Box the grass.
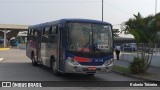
[112,65,131,73]
[112,65,158,81]
[113,65,152,76]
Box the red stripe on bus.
[73,56,88,62]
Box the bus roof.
[62,18,111,25]
[28,18,112,29]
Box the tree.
[112,29,120,37]
[122,13,160,74]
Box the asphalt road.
[0,49,158,90]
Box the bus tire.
[31,53,37,66]
[50,57,60,76]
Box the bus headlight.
[68,57,79,65]
[103,59,113,66]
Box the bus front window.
[68,23,91,52]
[68,23,112,53]
[93,24,112,52]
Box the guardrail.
[119,43,160,67]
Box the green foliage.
[113,65,130,73]
[125,13,156,43]
[121,12,160,74]
[124,12,160,43]
[112,29,120,37]
[129,57,146,74]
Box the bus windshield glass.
[68,23,112,53]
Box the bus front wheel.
[50,58,60,76]
[31,53,37,66]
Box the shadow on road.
[0,61,106,81]
[38,64,106,81]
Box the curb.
[113,70,157,81]
[0,48,10,50]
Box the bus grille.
[79,62,103,66]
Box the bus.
[26,19,114,76]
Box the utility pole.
[102,0,103,21]
[155,0,157,15]
[3,29,6,48]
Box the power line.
[104,1,132,15]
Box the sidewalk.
[0,48,9,62]
[114,59,160,81]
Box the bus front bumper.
[64,59,113,74]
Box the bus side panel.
[26,35,31,59]
[26,36,37,60]
[40,32,59,67]
[41,43,49,66]
[26,43,31,59]
[40,43,57,67]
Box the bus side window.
[45,27,50,34]
[43,28,45,35]
[41,26,58,43]
[49,27,52,34]
[27,29,31,41]
[33,29,38,36]
[30,29,32,35]
[27,29,30,35]
[42,27,49,43]
[32,29,35,36]
[31,29,34,36]
[29,29,37,41]
[51,26,58,34]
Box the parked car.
[121,43,137,52]
[0,39,4,44]
[10,39,19,46]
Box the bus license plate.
[88,67,96,71]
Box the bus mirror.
[56,26,58,30]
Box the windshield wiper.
[80,31,91,52]
[80,41,90,52]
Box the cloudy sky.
[0,0,159,26]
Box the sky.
[0,0,159,33]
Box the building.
[0,24,28,47]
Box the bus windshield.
[68,23,112,53]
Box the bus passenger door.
[37,31,42,63]
[41,28,49,66]
[58,26,67,72]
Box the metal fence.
[121,43,160,55]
